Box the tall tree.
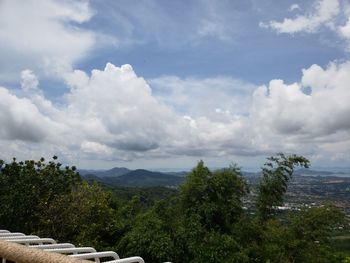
[180,161,249,232]
[178,161,250,262]
[0,157,80,233]
[38,181,116,250]
[257,153,309,221]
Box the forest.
[0,154,349,263]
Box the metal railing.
[0,230,145,263]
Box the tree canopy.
[257,153,309,221]
[0,154,347,262]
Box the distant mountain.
[79,167,131,178]
[98,167,132,177]
[80,166,350,188]
[78,169,102,177]
[81,168,184,187]
[294,168,348,177]
[241,169,349,178]
[164,171,188,177]
[82,173,101,181]
[111,169,184,187]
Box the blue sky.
[0,0,350,171]
[80,0,347,84]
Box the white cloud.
[63,63,180,153]
[195,1,239,42]
[1,61,350,167]
[0,0,95,82]
[0,63,257,164]
[339,18,350,39]
[149,76,257,121]
[263,0,340,34]
[20,70,39,91]
[261,0,350,51]
[81,141,114,156]
[197,19,232,41]
[251,60,350,143]
[289,4,301,12]
[0,87,56,142]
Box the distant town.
[80,167,350,216]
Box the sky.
[1,0,350,171]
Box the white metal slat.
[31,243,75,249]
[104,257,145,263]
[70,251,120,263]
[0,235,39,240]
[6,238,57,245]
[0,230,171,263]
[0,233,25,237]
[44,247,97,254]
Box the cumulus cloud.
[251,61,350,143]
[20,70,39,91]
[0,0,95,82]
[0,87,55,142]
[0,63,257,164]
[1,61,350,167]
[62,64,256,159]
[63,63,180,153]
[262,0,340,34]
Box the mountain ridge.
[80,167,350,188]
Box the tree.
[1,155,346,262]
[117,200,179,263]
[285,205,345,263]
[257,153,309,221]
[178,161,250,262]
[0,157,80,233]
[38,181,116,250]
[180,161,249,233]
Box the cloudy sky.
[1,0,350,171]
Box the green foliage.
[257,153,309,221]
[0,157,80,233]
[111,186,177,207]
[0,154,346,262]
[180,161,248,233]
[254,206,345,263]
[175,161,253,262]
[284,206,345,263]
[38,181,116,250]
[117,201,179,263]
[187,230,249,263]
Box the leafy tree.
[0,157,80,233]
[0,155,346,263]
[257,153,309,221]
[178,161,251,262]
[179,213,250,263]
[180,161,249,233]
[188,230,249,263]
[117,200,179,263]
[38,181,116,250]
[285,205,345,263]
